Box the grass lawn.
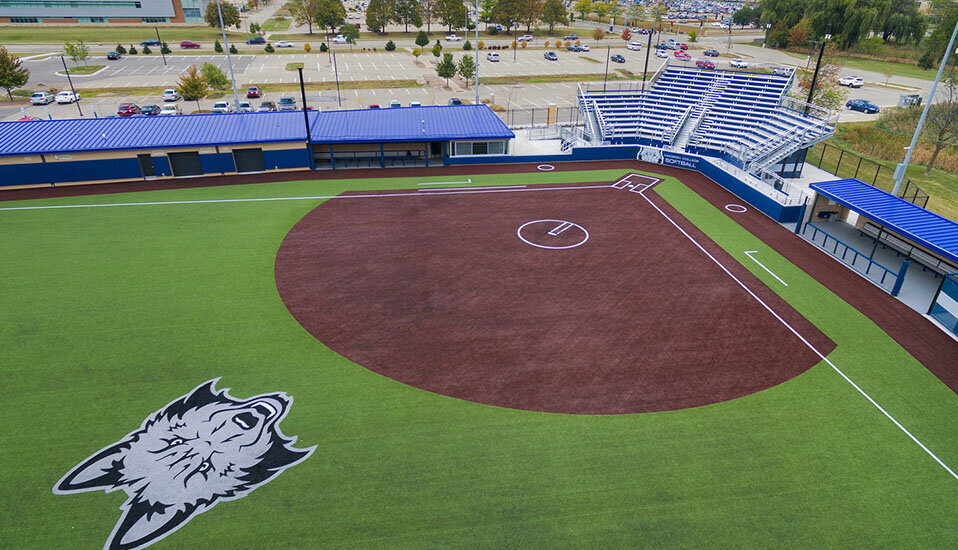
[783,50,935,81]
[0,25,246,44]
[262,18,292,32]
[58,64,105,75]
[1,169,956,548]
[284,62,304,71]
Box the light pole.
[642,30,652,92]
[805,33,830,114]
[763,23,771,48]
[59,55,83,117]
[216,0,241,110]
[154,26,167,66]
[297,67,314,170]
[332,48,342,107]
[603,45,610,91]
[893,21,958,195]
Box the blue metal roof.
[0,111,313,156]
[308,104,514,143]
[811,178,958,265]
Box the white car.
[158,104,181,116]
[332,35,346,44]
[655,49,668,59]
[580,44,590,52]
[55,91,80,104]
[445,34,462,41]
[238,100,253,112]
[29,91,54,105]
[839,76,864,88]
[518,34,533,42]
[275,41,295,48]
[486,52,500,62]
[729,58,748,69]
[210,100,233,114]
[161,88,180,102]
[627,42,642,51]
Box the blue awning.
[810,178,958,265]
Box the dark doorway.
[233,148,266,173]
[137,154,156,178]
[430,142,442,158]
[167,152,203,177]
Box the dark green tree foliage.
[204,1,242,29]
[365,0,394,32]
[315,0,347,33]
[394,0,423,32]
[129,45,138,54]
[758,0,927,50]
[320,42,329,52]
[436,0,467,31]
[342,24,360,49]
[214,39,223,52]
[416,30,430,47]
[385,40,397,50]
[264,42,275,52]
[160,42,171,54]
[922,2,958,66]
[540,0,568,33]
[436,52,457,84]
[458,54,475,80]
[732,6,754,28]
[432,42,443,56]
[229,44,238,54]
[115,44,127,54]
[178,64,208,111]
[143,45,152,54]
[0,46,30,100]
[493,0,522,31]
[201,61,230,89]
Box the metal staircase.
[670,75,730,149]
[576,85,604,144]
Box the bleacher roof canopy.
[811,178,958,265]
[0,105,513,156]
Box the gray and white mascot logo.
[637,147,664,165]
[53,379,315,550]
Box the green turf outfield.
[1,170,957,549]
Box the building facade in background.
[0,0,211,24]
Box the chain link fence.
[495,106,581,129]
[806,142,929,208]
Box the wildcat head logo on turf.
[53,379,315,550]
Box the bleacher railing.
[662,106,692,145]
[780,97,838,126]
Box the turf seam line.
[0,184,613,211]
[636,179,958,481]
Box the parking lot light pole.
[297,67,315,170]
[643,30,652,92]
[475,1,479,105]
[216,0,241,110]
[155,26,167,66]
[805,33,830,114]
[332,49,342,107]
[603,46,610,91]
[59,55,83,117]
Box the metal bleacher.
[577,62,837,174]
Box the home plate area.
[275,177,833,414]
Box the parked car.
[389,99,401,108]
[257,100,277,112]
[18,116,42,121]
[159,104,181,115]
[55,91,80,104]
[564,33,578,41]
[518,34,533,42]
[409,101,421,107]
[448,97,462,105]
[679,44,690,50]
[486,52,500,62]
[695,59,716,69]
[445,34,462,41]
[847,99,880,113]
[117,103,140,116]
[211,100,233,113]
[704,49,720,57]
[246,86,262,98]
[580,44,590,52]
[675,52,691,61]
[139,39,161,46]
[369,104,380,108]
[610,54,626,63]
[139,104,160,115]
[237,100,253,112]
[29,91,53,105]
[773,67,791,76]
[729,58,748,68]
[332,34,346,44]
[544,51,558,61]
[275,40,294,48]
[567,44,582,52]
[627,42,642,51]
[106,51,121,60]
[839,76,865,88]
[179,41,200,49]
[277,96,297,111]
[161,88,180,102]
[655,49,669,59]
[247,36,266,45]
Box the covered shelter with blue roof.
[0,105,514,188]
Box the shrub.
[621,29,630,41]
[489,27,499,35]
[532,28,543,38]
[412,47,421,57]
[477,40,484,49]
[918,51,934,70]
[575,40,580,46]
[511,40,517,49]
[432,43,442,57]
[544,40,550,47]
[592,28,605,41]
[385,40,396,51]
[565,41,571,47]
[415,30,430,47]
[142,45,152,54]
[214,40,223,53]
[129,45,137,55]
[160,42,171,54]
[229,44,238,54]
[688,30,698,43]
[463,40,471,50]
[304,43,311,53]
[320,42,328,52]
[264,43,275,53]
[115,44,126,54]
[521,41,527,48]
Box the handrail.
[662,105,692,145]
[803,222,898,287]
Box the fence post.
[836,149,844,174]
[794,201,808,234]
[819,143,827,167]
[854,157,862,179]
[873,164,880,185]
[891,259,910,296]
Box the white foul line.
[0,184,613,212]
[636,184,958,481]
[744,250,789,286]
[419,185,525,192]
[417,179,473,186]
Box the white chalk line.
[0,184,613,212]
[419,185,525,192]
[548,221,573,236]
[636,184,958,481]
[417,179,473,186]
[744,250,789,287]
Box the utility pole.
[155,26,167,66]
[642,29,652,92]
[59,55,82,117]
[332,48,342,107]
[603,46,610,91]
[297,67,315,170]
[893,20,958,195]
[216,0,241,110]
[474,0,479,105]
[805,33,830,114]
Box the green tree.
[250,22,261,34]
[458,54,475,82]
[922,1,958,65]
[214,39,223,52]
[385,39,397,50]
[607,1,621,19]
[649,2,667,32]
[732,6,754,28]
[422,0,437,32]
[204,1,242,29]
[790,55,848,110]
[142,45,153,54]
[394,0,423,32]
[594,1,608,19]
[342,24,360,49]
[626,3,644,27]
[573,0,591,20]
[64,40,90,66]
[0,46,30,101]
[291,0,320,34]
[687,30,697,43]
[115,44,127,54]
[201,62,230,89]
[229,44,238,54]
[592,27,604,42]
[178,64,209,112]
[415,30,430,47]
[129,45,137,55]
[160,41,171,54]
[540,0,568,33]
[492,0,522,31]
[315,0,347,35]
[436,52,457,85]
[432,42,443,56]
[437,0,466,31]
[365,0,394,32]
[264,42,275,52]
[520,0,542,31]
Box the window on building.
[0,1,143,8]
[9,16,40,23]
[142,17,167,22]
[182,8,201,17]
[451,141,508,156]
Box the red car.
[117,103,141,116]
[179,41,200,49]
[18,116,42,121]
[675,52,691,61]
[679,44,689,50]
[695,59,716,69]
[246,86,261,99]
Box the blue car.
[846,99,880,114]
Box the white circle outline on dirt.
[725,204,748,213]
[517,219,589,250]
[536,164,555,171]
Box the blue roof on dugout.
[811,178,958,265]
[0,105,512,156]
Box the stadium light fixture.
[59,55,82,117]
[215,0,241,112]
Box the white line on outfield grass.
[0,184,613,211]
[637,183,958,481]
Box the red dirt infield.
[274,180,835,414]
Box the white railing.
[780,96,839,125]
[662,106,693,145]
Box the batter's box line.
[612,173,663,191]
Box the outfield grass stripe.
[0,184,613,211]
[638,185,958,481]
